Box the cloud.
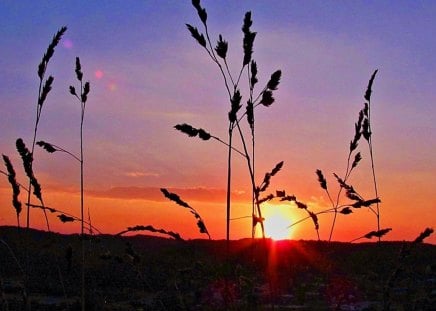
[124,171,160,178]
[86,186,249,203]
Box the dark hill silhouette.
[0,226,434,310]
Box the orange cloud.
[86,186,249,203]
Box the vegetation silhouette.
[0,0,434,310]
[181,0,283,246]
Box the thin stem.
[26,203,102,234]
[328,208,338,242]
[79,80,86,311]
[248,64,256,239]
[235,122,265,239]
[230,215,252,221]
[226,127,233,249]
[210,136,245,157]
[26,85,42,229]
[46,143,81,162]
[235,66,245,89]
[223,59,235,87]
[251,129,256,239]
[87,206,93,235]
[41,199,50,232]
[202,24,232,97]
[287,208,335,229]
[329,146,355,242]
[367,98,381,241]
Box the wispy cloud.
[124,171,160,178]
[86,186,248,203]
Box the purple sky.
[0,1,434,242]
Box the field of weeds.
[1,226,435,310]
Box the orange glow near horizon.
[0,185,435,244]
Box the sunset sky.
[0,1,434,243]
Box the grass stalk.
[69,56,90,311]
[184,2,282,245]
[366,97,380,239]
[363,70,380,240]
[235,122,265,239]
[25,26,67,229]
[226,128,233,245]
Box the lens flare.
[108,82,117,92]
[94,70,104,79]
[63,39,73,49]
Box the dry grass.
[0,2,434,310]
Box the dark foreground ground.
[0,226,434,310]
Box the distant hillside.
[0,226,434,310]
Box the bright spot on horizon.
[95,70,104,79]
[263,206,292,240]
[63,39,73,49]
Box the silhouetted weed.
[180,0,283,246]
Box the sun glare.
[263,206,292,240]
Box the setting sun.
[262,206,293,240]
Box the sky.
[0,0,434,243]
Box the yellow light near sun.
[262,204,293,240]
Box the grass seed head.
[75,57,83,81]
[260,90,274,106]
[413,227,434,244]
[36,141,57,153]
[242,11,256,65]
[280,195,296,202]
[198,128,211,140]
[308,211,319,230]
[364,69,378,101]
[69,86,77,97]
[246,100,254,130]
[267,70,282,91]
[316,169,327,190]
[118,225,183,240]
[364,227,391,239]
[38,76,54,108]
[215,34,228,59]
[192,0,207,24]
[175,123,198,137]
[161,188,191,208]
[340,207,353,215]
[362,118,371,141]
[58,214,75,223]
[16,138,43,202]
[296,201,307,210]
[81,82,90,103]
[250,60,258,87]
[38,26,67,79]
[2,154,22,217]
[229,90,242,123]
[258,193,274,204]
[276,190,286,197]
[351,152,362,170]
[186,24,206,48]
[271,161,284,176]
[363,102,369,117]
